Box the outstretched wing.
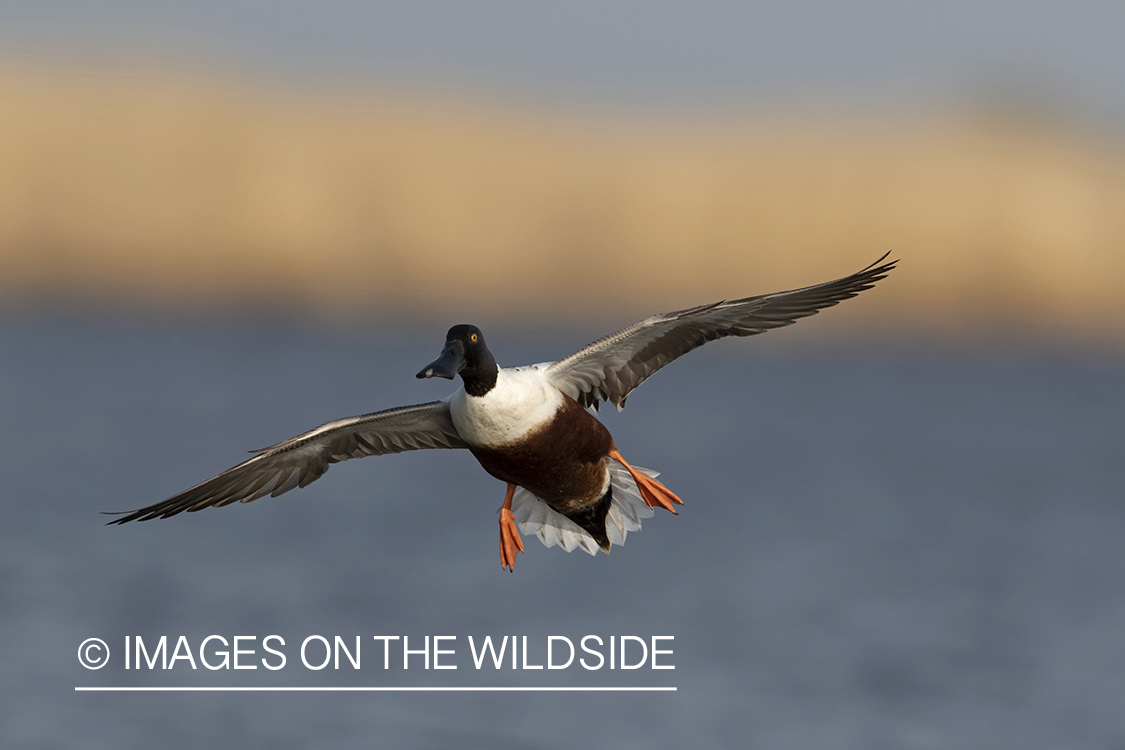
[108,400,467,523]
[546,254,896,410]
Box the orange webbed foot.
[608,448,684,514]
[498,483,525,571]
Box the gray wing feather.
[108,400,467,523]
[546,254,896,410]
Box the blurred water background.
[2,2,1125,748]
[3,315,1124,747]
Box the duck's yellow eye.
[470,333,478,343]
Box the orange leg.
[498,483,525,572]
[608,448,684,514]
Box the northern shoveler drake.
[110,255,896,570]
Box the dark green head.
[416,324,498,396]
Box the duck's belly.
[467,396,614,512]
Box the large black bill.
[416,340,466,380]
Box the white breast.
[449,365,564,448]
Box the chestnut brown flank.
[468,394,612,515]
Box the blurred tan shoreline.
[2,61,1123,343]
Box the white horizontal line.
[75,686,676,693]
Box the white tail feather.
[510,462,658,556]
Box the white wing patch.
[510,462,658,556]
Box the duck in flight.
[110,255,896,570]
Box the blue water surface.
[1,312,1123,749]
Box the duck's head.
[416,324,498,395]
